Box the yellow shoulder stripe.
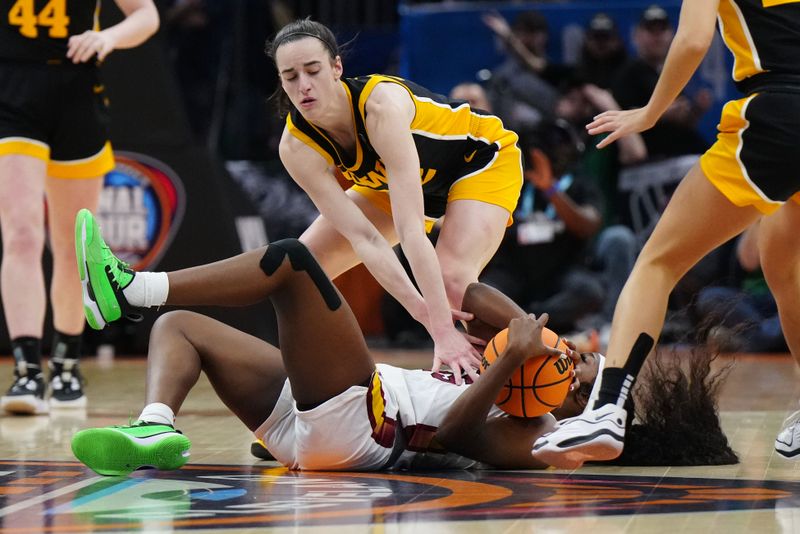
[285,114,335,166]
[358,75,417,123]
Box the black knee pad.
[259,239,341,311]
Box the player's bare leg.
[0,154,48,414]
[436,199,509,308]
[45,175,102,407]
[299,188,398,279]
[532,164,760,468]
[761,201,800,457]
[74,234,377,474]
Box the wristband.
[543,184,558,200]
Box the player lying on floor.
[71,211,737,474]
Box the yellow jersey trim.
[357,75,512,153]
[718,0,764,81]
[286,114,335,166]
[305,81,364,171]
[358,74,417,122]
[48,141,114,179]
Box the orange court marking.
[0,471,513,533]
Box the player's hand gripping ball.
[480,327,573,417]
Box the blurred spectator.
[556,76,648,226]
[574,13,627,89]
[480,120,636,335]
[611,5,710,160]
[606,5,713,247]
[693,221,787,353]
[449,82,492,112]
[482,10,570,132]
[164,0,230,143]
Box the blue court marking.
[189,489,247,501]
[45,478,145,515]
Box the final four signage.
[99,152,186,270]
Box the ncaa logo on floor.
[99,152,186,270]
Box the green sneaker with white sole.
[72,421,191,476]
[75,208,139,329]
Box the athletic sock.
[594,368,634,408]
[11,337,42,378]
[122,272,169,308]
[593,333,654,409]
[138,402,175,426]
[50,330,82,375]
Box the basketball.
[480,327,573,417]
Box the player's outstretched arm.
[280,130,430,326]
[587,0,719,149]
[367,83,482,383]
[68,0,159,63]
[437,314,564,469]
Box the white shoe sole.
[2,395,49,415]
[533,433,624,469]
[50,395,88,409]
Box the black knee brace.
[259,239,342,311]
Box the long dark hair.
[611,347,738,466]
[265,18,341,118]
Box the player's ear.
[333,55,343,79]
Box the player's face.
[574,352,600,386]
[275,38,343,118]
[551,352,601,420]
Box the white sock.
[138,402,175,426]
[122,271,169,308]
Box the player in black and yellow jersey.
[266,19,523,382]
[0,0,159,414]
[531,0,800,468]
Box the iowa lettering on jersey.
[340,159,439,190]
[7,0,70,38]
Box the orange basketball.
[480,327,573,417]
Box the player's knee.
[151,310,198,340]
[259,239,341,311]
[761,255,799,295]
[1,223,45,259]
[260,238,313,273]
[636,246,687,285]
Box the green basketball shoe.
[75,208,140,330]
[72,421,191,476]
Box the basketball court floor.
[0,349,799,533]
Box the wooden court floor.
[0,349,799,533]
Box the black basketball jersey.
[718,0,800,81]
[1,0,102,62]
[286,74,517,216]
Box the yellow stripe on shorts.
[0,137,50,161]
[48,142,115,179]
